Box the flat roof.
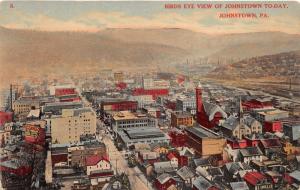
[185,125,220,139]
[172,111,192,118]
[258,109,288,116]
[118,127,170,144]
[112,111,147,121]
[125,127,165,139]
[44,101,83,107]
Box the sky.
[0,1,300,34]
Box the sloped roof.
[230,182,249,190]
[194,158,210,167]
[27,109,40,118]
[260,138,281,148]
[243,116,258,127]
[86,155,109,166]
[203,102,227,121]
[179,147,194,157]
[157,173,173,184]
[225,162,243,175]
[154,161,176,174]
[240,147,263,157]
[193,175,216,190]
[289,170,300,181]
[176,166,195,180]
[167,152,178,160]
[222,116,240,131]
[243,172,266,186]
[140,151,158,160]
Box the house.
[178,147,194,167]
[265,171,283,189]
[176,166,196,187]
[85,155,111,175]
[243,172,272,190]
[150,143,169,155]
[223,162,253,182]
[193,157,211,169]
[206,167,224,181]
[0,158,32,176]
[227,138,248,149]
[258,138,282,159]
[229,182,249,190]
[195,87,227,129]
[288,170,300,189]
[168,128,187,147]
[244,134,261,147]
[167,152,179,168]
[283,122,300,142]
[138,150,159,165]
[192,175,220,190]
[153,161,177,176]
[155,173,176,190]
[239,147,263,164]
[282,141,300,157]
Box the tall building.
[49,108,96,144]
[13,99,40,115]
[0,89,16,111]
[176,97,196,114]
[185,125,226,157]
[114,72,124,82]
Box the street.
[101,128,151,190]
[81,86,151,190]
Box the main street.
[79,88,151,190]
[99,120,151,190]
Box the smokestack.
[196,87,203,114]
[10,84,13,111]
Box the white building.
[111,111,157,131]
[143,78,170,89]
[48,107,96,144]
[86,155,111,175]
[176,96,196,114]
[129,95,154,108]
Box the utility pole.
[116,159,118,175]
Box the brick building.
[171,111,193,128]
[185,125,226,158]
[195,87,227,129]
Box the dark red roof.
[260,138,281,148]
[86,155,109,166]
[167,152,178,160]
[244,172,266,186]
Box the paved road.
[102,133,150,190]
[79,89,151,190]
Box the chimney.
[195,87,203,113]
